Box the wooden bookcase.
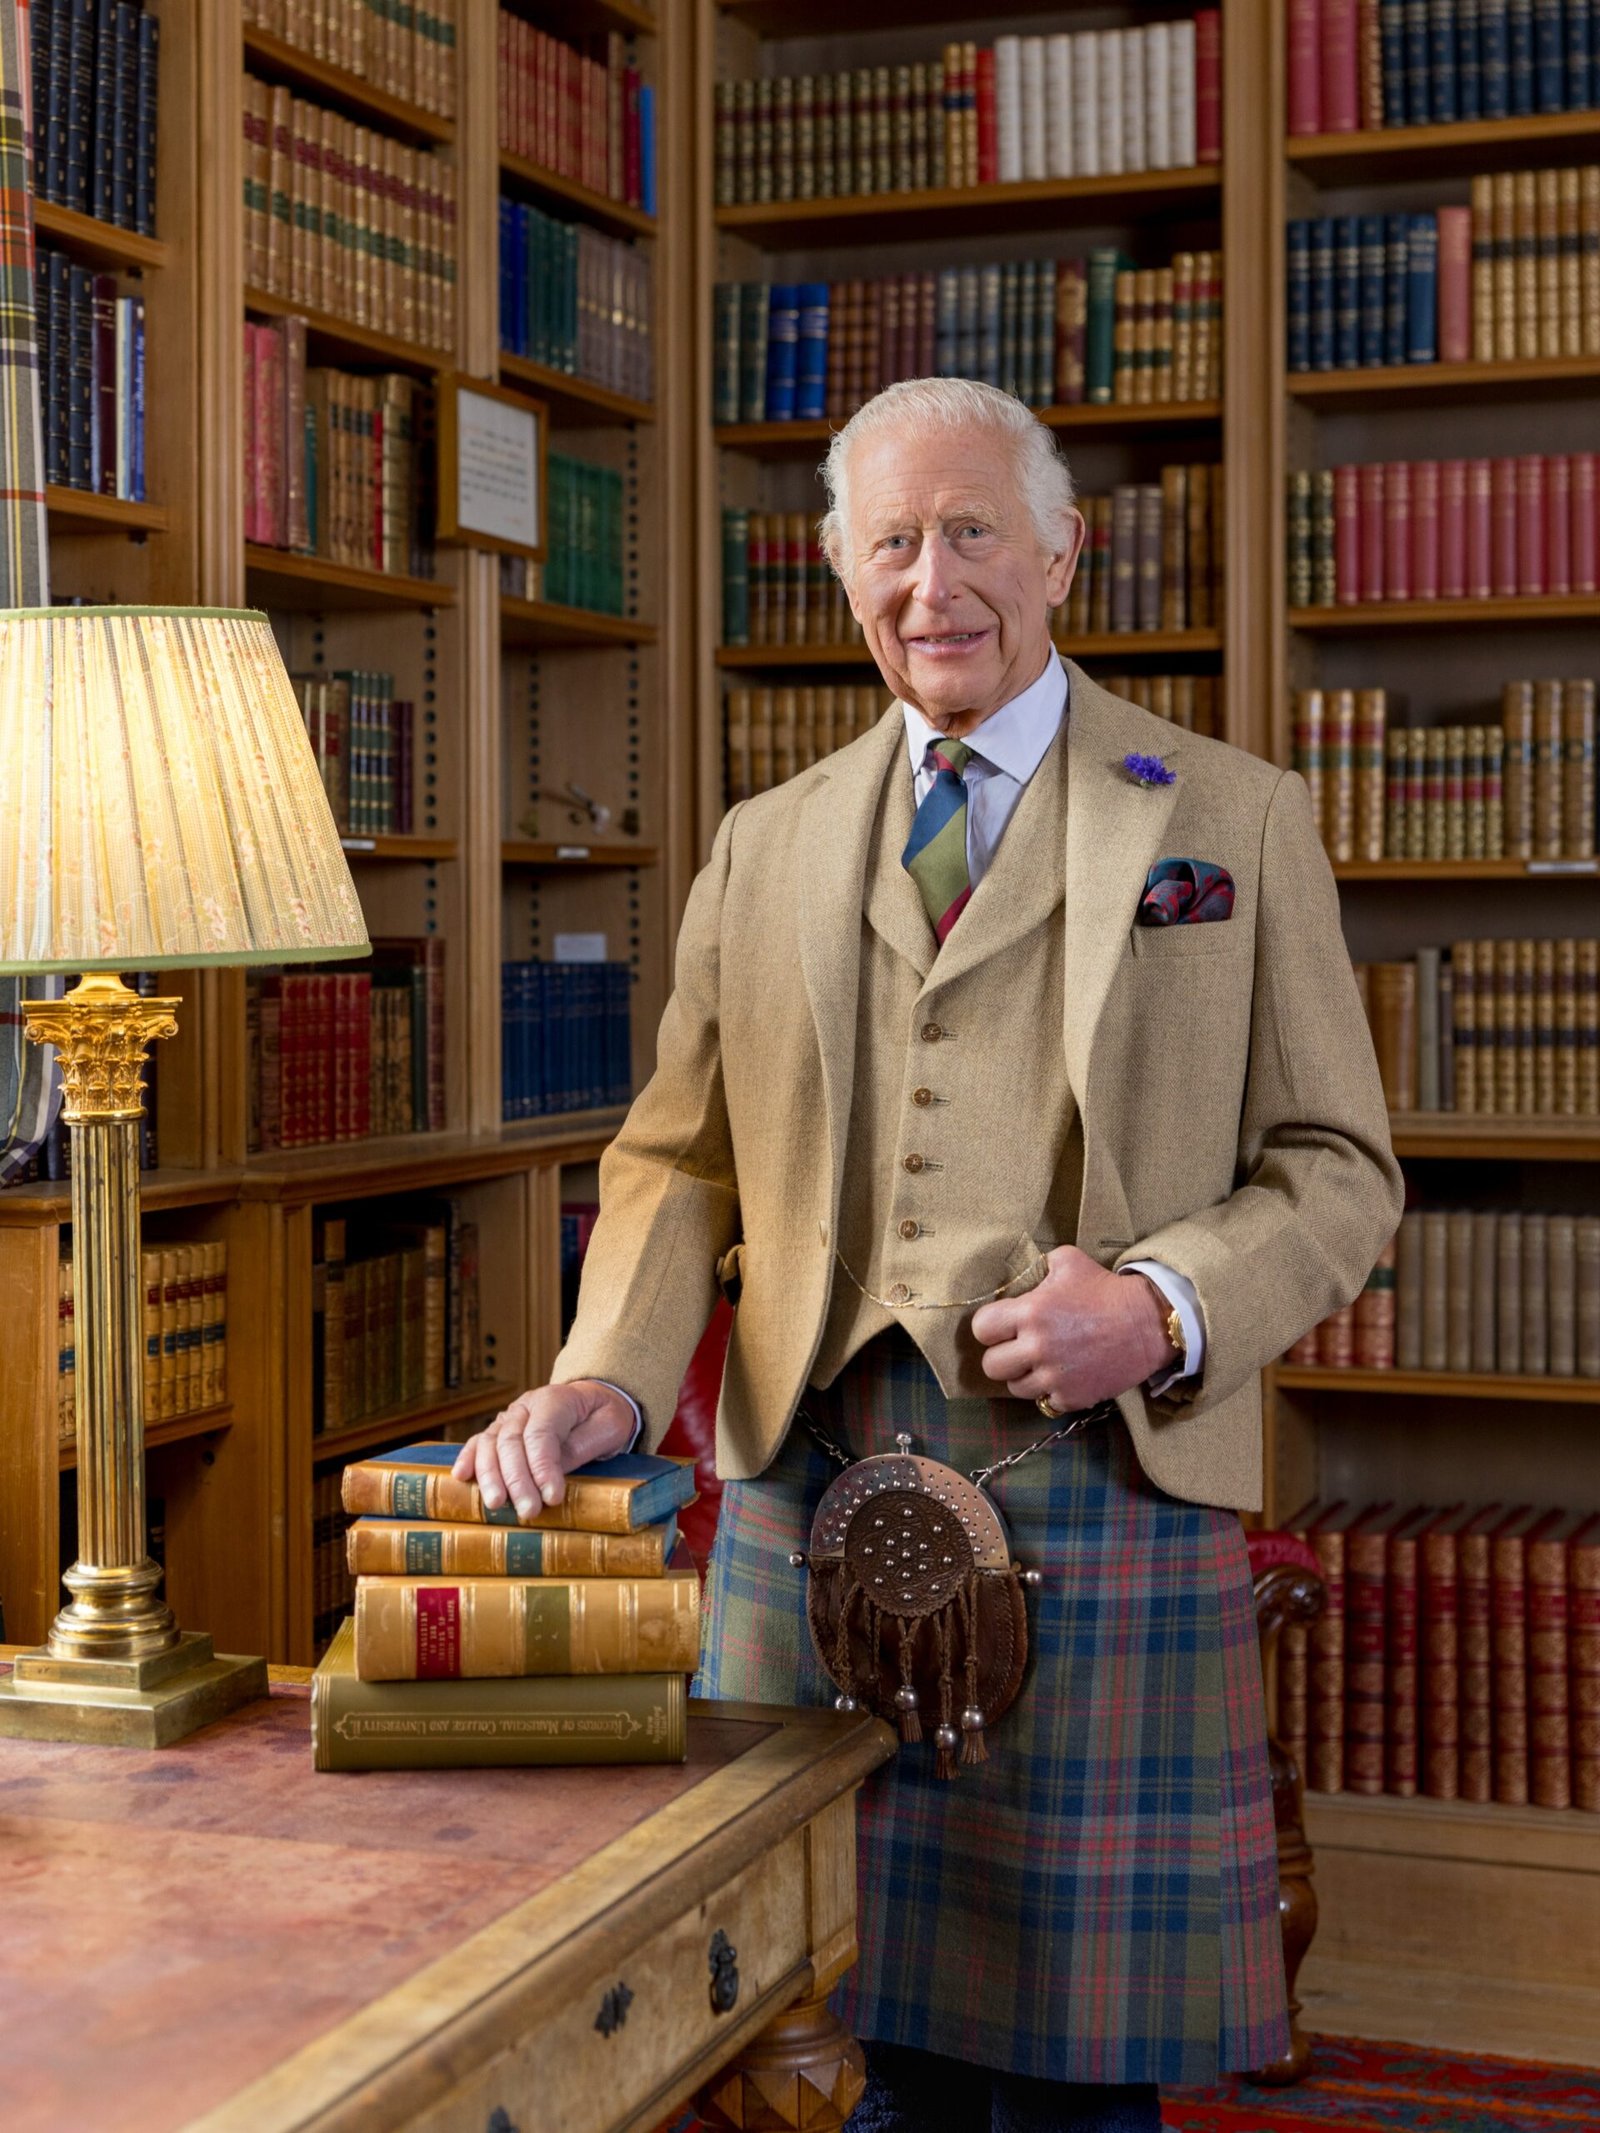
[0,0,694,1671]
[1259,5,1600,2064]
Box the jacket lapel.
[863,732,936,979]
[797,706,907,1187]
[1059,661,1185,1103]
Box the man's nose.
[909,531,956,607]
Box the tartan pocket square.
[1136,857,1236,926]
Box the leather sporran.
[798,1433,1032,1780]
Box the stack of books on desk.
[311,1442,700,1772]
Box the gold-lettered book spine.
[345,1519,673,1577]
[311,1622,688,1770]
[341,1458,641,1533]
[353,1571,704,1681]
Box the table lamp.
[0,607,369,1746]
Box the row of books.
[29,0,158,235]
[312,1466,360,1658]
[1355,939,1600,1114]
[1290,680,1598,863]
[244,317,435,580]
[312,1445,700,1768]
[242,0,457,119]
[1287,0,1600,134]
[1277,1496,1600,1812]
[33,249,144,501]
[313,1204,482,1438]
[713,16,1220,208]
[57,1242,229,1445]
[496,14,656,216]
[724,686,894,803]
[500,960,634,1122]
[721,509,858,653]
[1288,171,1600,373]
[289,668,415,840]
[712,250,1222,427]
[497,199,652,405]
[1099,672,1222,737]
[1288,455,1600,608]
[241,77,458,353]
[1293,1208,1600,1375]
[559,1201,599,1337]
[247,941,446,1152]
[1062,469,1225,639]
[538,453,626,618]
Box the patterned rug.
[1159,2035,1600,2132]
[665,2035,1599,2133]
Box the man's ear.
[1044,508,1088,609]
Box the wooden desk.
[0,1660,894,2133]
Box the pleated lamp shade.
[0,607,369,973]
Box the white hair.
[818,377,1078,583]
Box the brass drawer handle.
[708,1927,740,2015]
[594,1981,634,2038]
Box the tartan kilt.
[693,1330,1290,2088]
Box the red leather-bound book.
[1287,0,1323,135]
[1344,1501,1402,1795]
[1383,459,1411,601]
[1436,206,1473,363]
[1545,454,1572,595]
[1490,456,1519,596]
[1526,1507,1589,1810]
[1319,0,1360,132]
[1357,460,1385,602]
[1465,458,1493,597]
[1421,1503,1483,1799]
[1334,464,1360,603]
[279,972,308,1150]
[1489,1504,1543,1806]
[1194,10,1222,162]
[1439,459,1467,599]
[1515,453,1546,593]
[1572,454,1597,594]
[1410,459,1440,601]
[331,974,351,1143]
[1458,1502,1504,1801]
[1386,1505,1448,1796]
[313,970,335,1146]
[1297,1498,1362,1792]
[1570,1512,1600,1812]
[917,270,937,379]
[975,46,997,185]
[350,972,373,1141]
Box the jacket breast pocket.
[1129,919,1251,961]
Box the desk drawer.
[413,1828,813,2133]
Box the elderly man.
[455,379,1402,2133]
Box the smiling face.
[840,422,1085,737]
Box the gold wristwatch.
[1162,1301,1187,1369]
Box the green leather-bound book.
[340,1443,697,1532]
[311,1620,687,1771]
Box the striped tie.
[902,739,975,944]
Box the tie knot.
[930,739,974,781]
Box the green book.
[311,1620,687,1771]
[1085,248,1126,404]
[722,507,750,646]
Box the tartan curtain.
[0,0,64,1183]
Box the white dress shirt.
[612,654,1203,1444]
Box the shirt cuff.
[598,1382,644,1451]
[1118,1261,1205,1397]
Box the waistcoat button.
[920,1022,944,1043]
[898,1218,920,1240]
[902,1153,924,1173]
[911,1086,933,1107]
[887,1282,911,1305]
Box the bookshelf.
[0,0,693,1674]
[1265,0,1600,2058]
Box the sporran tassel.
[933,1604,960,1778]
[960,1578,988,1765]
[894,1618,923,1743]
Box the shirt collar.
[900,650,1069,784]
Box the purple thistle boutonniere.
[1123,751,1176,787]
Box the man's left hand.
[970,1247,1178,1410]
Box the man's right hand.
[451,1380,638,1518]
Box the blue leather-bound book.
[1308,218,1335,372]
[1286,221,1310,372]
[1359,214,1386,365]
[1508,0,1535,112]
[1403,0,1432,120]
[796,281,829,420]
[110,0,138,231]
[1457,0,1483,118]
[1533,0,1565,107]
[1429,0,1459,118]
[1406,212,1438,363]
[764,284,800,420]
[1478,0,1511,116]
[64,0,94,214]
[1380,0,1408,123]
[1567,0,1594,107]
[1334,214,1362,368]
[88,0,114,223]
[1383,212,1409,366]
[133,7,158,235]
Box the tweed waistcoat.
[808,713,1085,1402]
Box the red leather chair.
[657,1301,732,1569]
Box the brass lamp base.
[0,1633,268,1748]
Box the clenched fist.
[969,1246,1179,1412]
[451,1380,637,1518]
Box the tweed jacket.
[552,662,1405,1510]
